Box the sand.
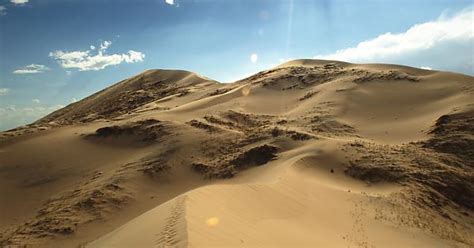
[0,59,473,247]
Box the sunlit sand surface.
[1,59,473,247]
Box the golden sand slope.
[1,59,473,247]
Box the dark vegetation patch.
[237,64,350,90]
[207,87,233,96]
[191,163,234,179]
[86,119,167,144]
[136,157,172,177]
[299,91,318,101]
[310,116,356,136]
[203,110,318,141]
[422,109,474,161]
[345,161,407,183]
[281,83,299,91]
[0,172,129,246]
[176,89,190,97]
[204,111,272,132]
[223,110,262,127]
[343,141,473,211]
[204,115,236,128]
[191,144,279,179]
[119,148,178,178]
[231,145,278,169]
[353,70,419,83]
[187,119,220,133]
[271,127,315,141]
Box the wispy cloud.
[0,88,10,96]
[49,40,145,71]
[32,98,40,103]
[13,64,50,74]
[0,6,6,15]
[100,40,112,50]
[314,7,474,75]
[10,0,28,5]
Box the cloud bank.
[0,104,64,131]
[10,0,28,5]
[315,7,474,75]
[49,41,145,71]
[13,64,50,74]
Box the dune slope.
[1,59,473,247]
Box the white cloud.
[165,0,174,5]
[32,99,40,103]
[99,40,112,51]
[49,40,145,71]
[420,66,432,70]
[0,104,65,131]
[314,7,474,75]
[90,45,95,50]
[0,6,6,15]
[10,0,28,5]
[0,88,10,96]
[13,64,50,74]
[250,53,258,63]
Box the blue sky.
[0,0,473,130]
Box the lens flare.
[206,217,219,227]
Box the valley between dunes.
[1,59,473,247]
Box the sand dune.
[1,59,473,247]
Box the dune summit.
[0,59,473,247]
